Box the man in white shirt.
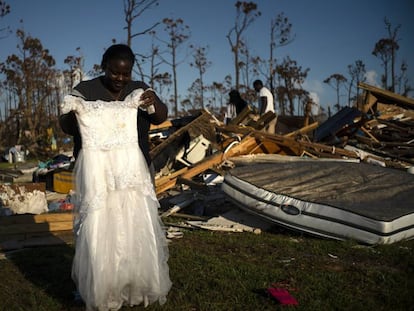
[253,79,276,134]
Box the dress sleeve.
[60,95,82,114]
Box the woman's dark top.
[59,77,168,165]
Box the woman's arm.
[59,111,79,135]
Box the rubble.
[152,83,414,198]
[151,83,414,240]
[1,83,413,250]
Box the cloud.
[365,70,379,86]
[303,79,324,94]
[308,92,321,115]
[303,79,330,111]
[308,92,320,106]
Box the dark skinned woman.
[60,44,171,310]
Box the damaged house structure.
[1,83,414,249]
[150,82,414,245]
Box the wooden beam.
[155,167,188,187]
[284,122,319,137]
[150,120,173,131]
[362,92,378,113]
[229,105,253,125]
[360,126,380,143]
[156,179,177,195]
[358,82,414,110]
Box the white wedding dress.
[61,89,171,311]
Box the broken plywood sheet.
[359,82,414,112]
[187,208,273,233]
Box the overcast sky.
[1,0,413,112]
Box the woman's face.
[104,58,133,92]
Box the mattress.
[221,159,414,245]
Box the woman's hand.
[140,89,157,112]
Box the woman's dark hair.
[101,44,136,70]
[229,89,241,100]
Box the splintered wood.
[152,83,414,195]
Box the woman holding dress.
[59,44,172,310]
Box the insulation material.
[0,185,48,215]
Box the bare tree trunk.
[172,48,178,117]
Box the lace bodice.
[61,89,144,150]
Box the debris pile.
[151,82,414,198]
[1,83,413,249]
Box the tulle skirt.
[71,148,171,310]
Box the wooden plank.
[246,111,276,130]
[150,120,173,130]
[180,136,259,180]
[155,167,188,187]
[229,105,253,125]
[220,124,358,158]
[362,93,378,113]
[156,179,177,195]
[360,126,380,143]
[284,122,319,137]
[150,110,220,172]
[155,136,261,194]
[180,153,224,180]
[155,119,359,195]
[359,82,414,110]
[150,110,217,159]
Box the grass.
[0,162,16,169]
[0,227,413,311]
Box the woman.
[224,89,248,125]
[60,44,171,310]
[59,44,167,167]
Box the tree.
[0,29,57,150]
[227,1,260,89]
[396,60,412,96]
[275,56,309,115]
[122,0,160,80]
[269,13,294,92]
[158,18,190,117]
[87,64,103,79]
[152,71,172,102]
[63,47,84,90]
[372,18,400,92]
[183,79,203,112]
[0,0,11,39]
[209,81,226,112]
[323,73,347,112]
[347,60,366,107]
[237,41,251,92]
[189,45,211,109]
[137,30,166,90]
[123,0,159,46]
